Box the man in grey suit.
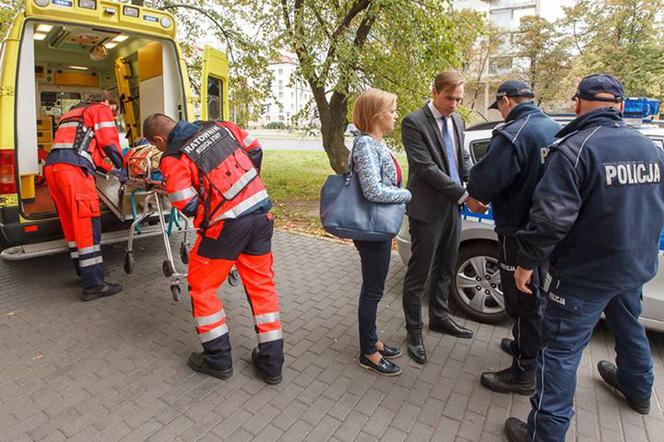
[401,70,483,364]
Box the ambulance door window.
[470,139,490,163]
[207,76,223,121]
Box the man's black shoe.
[80,282,122,302]
[406,333,427,364]
[501,338,514,356]
[429,317,473,339]
[378,344,402,359]
[480,367,535,395]
[358,354,401,376]
[598,360,650,414]
[252,349,282,385]
[504,417,528,442]
[188,352,233,380]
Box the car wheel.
[451,241,507,324]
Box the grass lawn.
[262,150,408,237]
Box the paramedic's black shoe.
[188,352,233,380]
[481,367,535,395]
[501,338,514,356]
[598,360,650,414]
[80,282,123,302]
[252,349,282,385]
[504,417,528,442]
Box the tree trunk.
[312,87,350,174]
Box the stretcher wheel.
[124,251,135,274]
[228,268,240,287]
[180,242,189,264]
[171,284,182,302]
[163,260,175,277]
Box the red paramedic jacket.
[160,120,269,239]
[46,102,125,174]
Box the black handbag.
[319,139,406,241]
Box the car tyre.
[451,241,508,324]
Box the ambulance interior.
[16,20,188,219]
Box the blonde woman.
[351,88,411,376]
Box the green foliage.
[146,0,272,124]
[513,16,574,110]
[257,0,484,171]
[266,121,287,129]
[0,0,21,40]
[563,0,664,99]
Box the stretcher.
[113,145,240,301]
[120,176,192,301]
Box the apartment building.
[253,54,313,129]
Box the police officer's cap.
[488,80,535,110]
[573,74,625,103]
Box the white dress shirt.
[427,101,467,204]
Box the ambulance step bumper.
[0,225,180,261]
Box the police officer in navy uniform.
[504,74,664,442]
[466,80,561,395]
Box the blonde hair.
[352,88,397,133]
[434,69,464,92]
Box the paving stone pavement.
[1,230,664,442]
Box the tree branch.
[160,4,236,62]
[319,0,373,80]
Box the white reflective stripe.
[214,190,269,222]
[52,143,75,149]
[58,122,80,129]
[543,273,553,293]
[78,245,101,255]
[94,121,116,131]
[195,310,226,328]
[79,256,103,268]
[222,168,257,200]
[79,150,94,165]
[257,329,283,344]
[169,187,197,202]
[243,134,256,146]
[199,322,229,343]
[70,252,79,259]
[254,312,280,326]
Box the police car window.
[470,140,491,162]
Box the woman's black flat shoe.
[378,344,402,359]
[358,354,401,376]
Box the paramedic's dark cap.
[488,80,535,110]
[573,74,624,103]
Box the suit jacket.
[401,103,471,223]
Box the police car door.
[200,46,229,122]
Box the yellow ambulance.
[0,0,228,258]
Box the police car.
[396,99,664,332]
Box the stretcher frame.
[122,177,192,301]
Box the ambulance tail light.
[0,150,17,194]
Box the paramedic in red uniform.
[45,91,125,301]
[142,113,284,384]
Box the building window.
[278,68,283,75]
